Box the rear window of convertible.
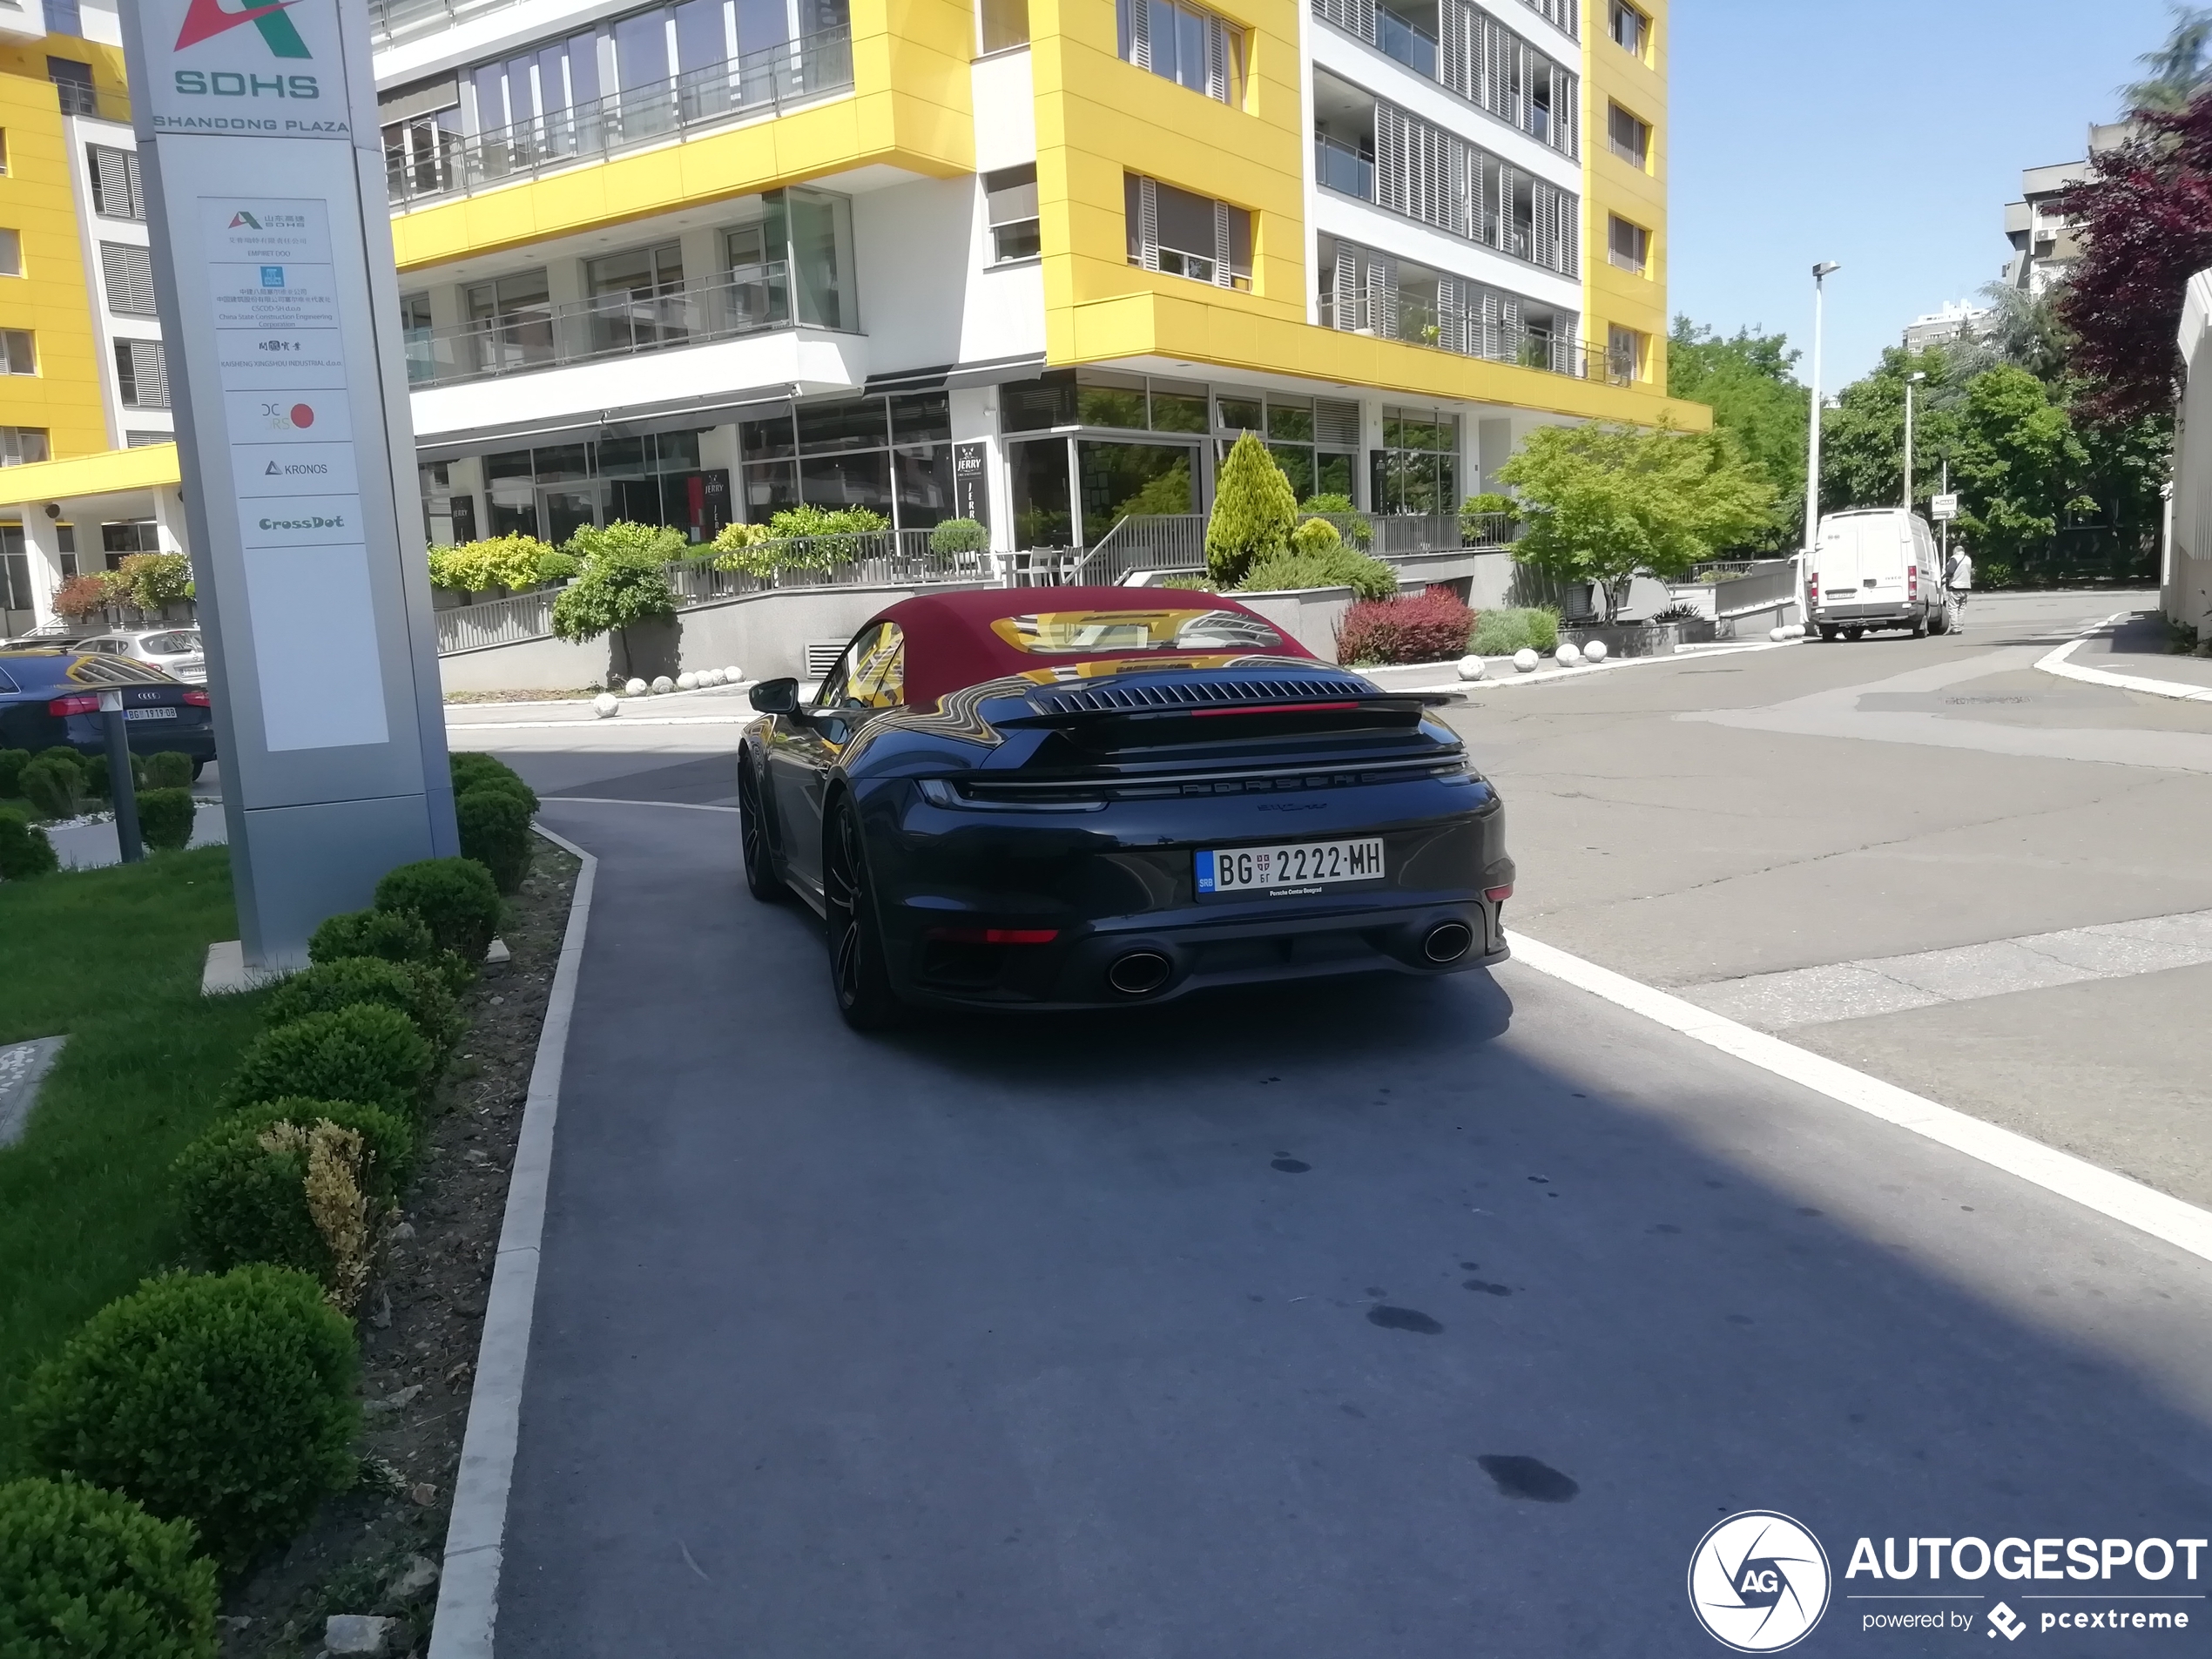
[988,609,1285,656]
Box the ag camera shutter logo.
[1688,1511,1831,1652]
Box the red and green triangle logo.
[174,0,311,60]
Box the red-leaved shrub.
[1335,586,1476,665]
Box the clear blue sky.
[1669,0,2173,389]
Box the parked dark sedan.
[0,649,218,775]
[738,588,1514,1027]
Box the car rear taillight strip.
[47,693,100,716]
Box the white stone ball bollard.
[1554,642,1582,667]
[702,668,725,686]
[1784,623,1806,639]
[1513,648,1541,674]
[676,671,698,691]
[651,675,676,694]
[1581,638,1608,664]
[624,678,649,697]
[725,665,744,683]
[1769,625,1790,642]
[592,693,621,718]
[1456,655,1487,682]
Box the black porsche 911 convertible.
[738,586,1514,1027]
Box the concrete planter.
[1560,620,1683,658]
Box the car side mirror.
[749,677,799,715]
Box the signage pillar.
[121,0,457,972]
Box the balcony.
[1315,134,1375,201]
[1318,292,1631,384]
[385,28,854,207]
[1312,0,1574,158]
[1374,9,1438,78]
[405,264,792,388]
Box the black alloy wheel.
[738,759,784,903]
[824,797,901,1029]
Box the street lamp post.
[1904,371,1926,510]
[1802,262,1842,619]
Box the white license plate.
[1197,838,1386,895]
[123,706,178,720]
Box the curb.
[2036,618,2212,704]
[1504,928,2212,1268]
[1375,636,1795,696]
[428,825,597,1659]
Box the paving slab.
[0,1035,67,1147]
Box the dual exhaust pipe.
[1106,921,1474,997]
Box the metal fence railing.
[1064,511,1512,586]
[1317,292,1633,383]
[1710,559,1797,618]
[404,264,792,388]
[385,28,854,206]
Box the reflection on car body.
[738,587,1514,1028]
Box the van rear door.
[1811,517,1866,604]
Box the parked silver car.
[72,627,206,683]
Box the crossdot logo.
[1689,1512,1832,1652]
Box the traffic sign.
[1930,493,1959,521]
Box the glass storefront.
[1371,407,1459,515]
[738,391,955,531]
[477,430,729,544]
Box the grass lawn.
[0,845,272,1473]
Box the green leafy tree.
[550,541,677,680]
[1816,345,1964,516]
[1496,423,1777,618]
[1946,366,2094,567]
[1205,432,1298,584]
[1666,318,1811,550]
[2124,4,2212,111]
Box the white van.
[1805,509,1948,640]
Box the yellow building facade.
[5,0,1701,617]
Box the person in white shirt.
[1944,548,1973,634]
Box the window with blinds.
[87,145,145,219]
[1312,0,1576,158]
[115,339,169,408]
[1367,102,1580,278]
[1124,174,1251,290]
[100,242,157,315]
[1117,0,1244,105]
[984,164,1040,262]
[0,331,33,374]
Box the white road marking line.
[1504,927,2212,1267]
[2037,619,2212,703]
[1683,910,2212,1028]
[430,826,596,1659]
[447,714,755,731]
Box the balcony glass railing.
[1375,10,1439,78]
[404,263,792,388]
[385,28,854,206]
[1318,291,1625,381]
[1314,134,1375,201]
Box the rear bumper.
[1811,597,1933,626]
[892,894,1510,1011]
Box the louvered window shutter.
[1138,178,1160,271]
[1334,244,1360,330]
[1129,0,1150,70]
[1371,253,1398,339]
[1212,199,1231,287]
[101,243,157,315]
[1206,17,1226,101]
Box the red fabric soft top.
[870,586,1315,708]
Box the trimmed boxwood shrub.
[17,1267,361,1574]
[0,747,31,799]
[0,1476,219,1659]
[374,857,501,965]
[0,807,58,880]
[222,1005,435,1120]
[173,1099,414,1298]
[449,751,537,813]
[1335,586,1479,666]
[266,956,462,1060]
[138,786,197,853]
[142,750,194,790]
[18,752,82,819]
[308,907,438,969]
[456,788,532,895]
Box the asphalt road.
[475,606,2212,1656]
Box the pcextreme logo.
[174,0,310,58]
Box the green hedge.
[141,751,194,791]
[449,752,537,813]
[1469,607,1560,656]
[374,858,501,965]
[138,788,196,854]
[221,1005,435,1121]
[17,1267,361,1574]
[0,808,57,880]
[0,748,30,799]
[173,1100,414,1294]
[0,1476,218,1658]
[456,789,532,895]
[18,753,82,819]
[266,956,462,1060]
